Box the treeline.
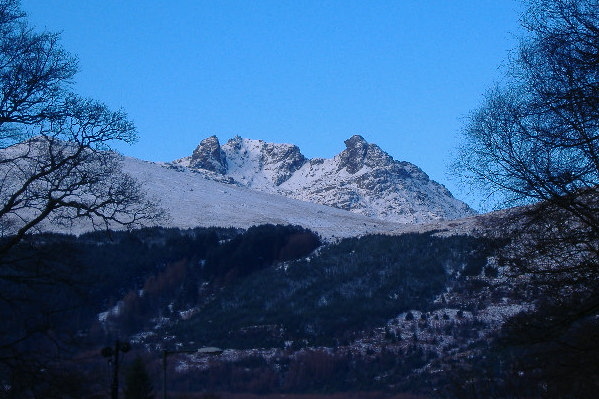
[167,232,497,349]
[0,226,237,369]
[1,224,322,397]
[0,224,321,355]
[2,225,502,396]
[205,224,322,282]
[107,224,321,335]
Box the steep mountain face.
[223,135,307,187]
[189,135,227,174]
[175,135,475,223]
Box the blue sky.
[21,1,522,208]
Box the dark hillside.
[167,233,495,349]
[6,223,566,397]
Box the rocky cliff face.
[189,135,227,174]
[176,135,475,223]
[338,135,394,174]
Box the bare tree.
[456,0,599,279]
[0,99,163,255]
[0,1,164,396]
[0,0,163,255]
[455,0,599,395]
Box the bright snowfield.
[175,135,475,224]
[124,157,423,240]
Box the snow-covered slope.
[129,154,489,239]
[175,135,475,223]
[22,153,409,240]
[120,157,420,240]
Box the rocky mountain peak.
[338,135,393,174]
[261,142,307,185]
[345,134,368,149]
[190,135,227,174]
[178,135,475,223]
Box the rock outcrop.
[189,135,227,174]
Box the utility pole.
[101,340,131,399]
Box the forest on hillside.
[2,223,508,397]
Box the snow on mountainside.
[175,135,475,223]
[39,155,420,240]
[1,136,477,239]
[127,156,467,240]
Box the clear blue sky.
[21,0,523,208]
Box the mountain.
[120,156,419,240]
[3,138,476,240]
[174,135,475,224]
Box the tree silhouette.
[455,0,599,395]
[0,0,162,396]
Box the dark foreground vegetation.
[168,393,428,399]
[1,220,597,398]
[0,222,496,397]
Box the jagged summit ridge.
[224,136,307,186]
[189,135,227,174]
[338,135,393,174]
[185,136,307,187]
[176,135,475,223]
